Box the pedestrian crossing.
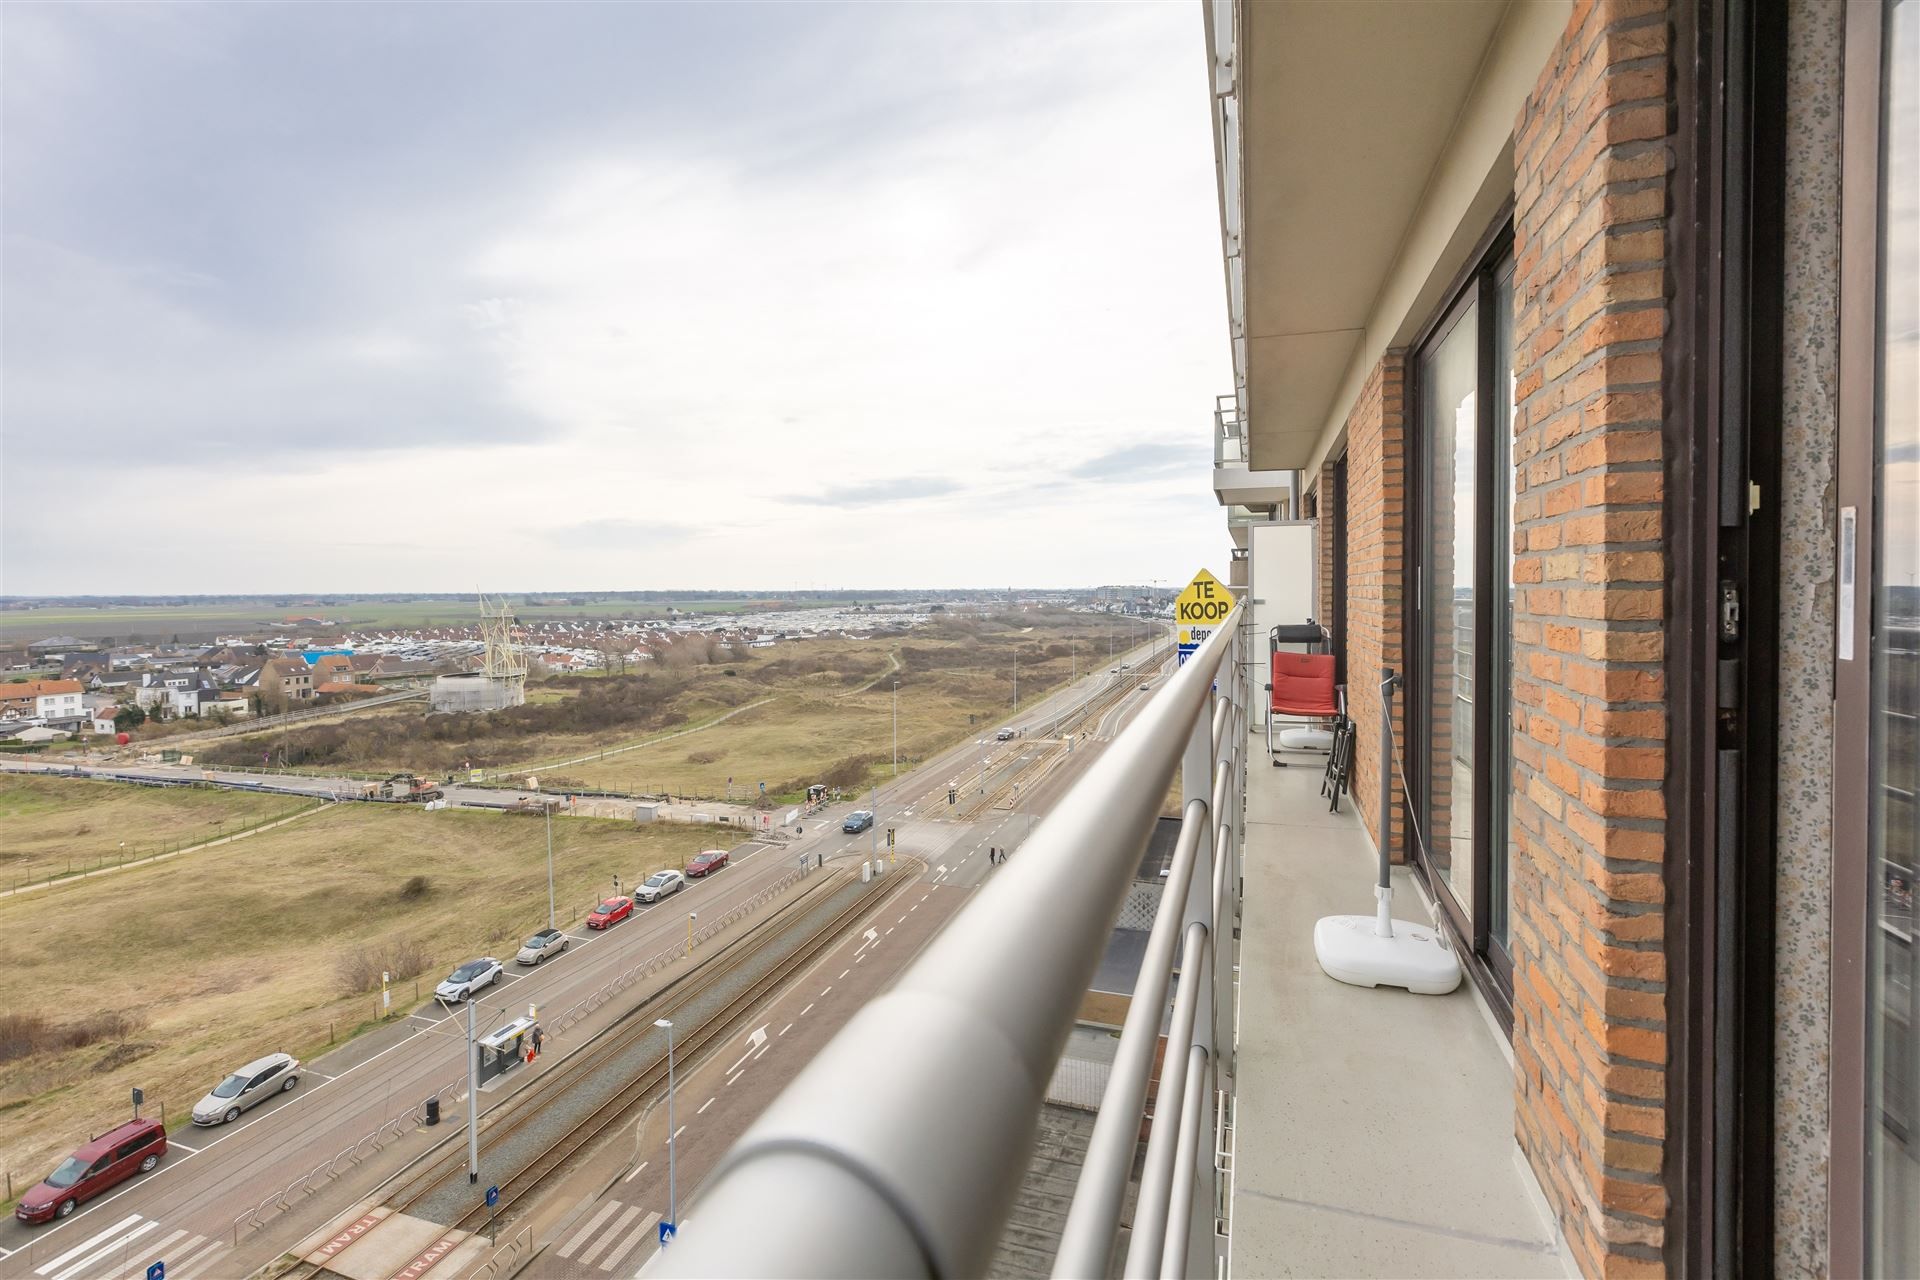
[28,1215,230,1280]
[553,1199,661,1273]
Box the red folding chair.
[1267,652,1353,810]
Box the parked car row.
[17,843,748,1228]
[17,1053,301,1224]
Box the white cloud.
[1,3,1232,594]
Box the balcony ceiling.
[1240,0,1508,470]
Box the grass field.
[0,775,315,886]
[197,614,1150,800]
[0,801,731,1193]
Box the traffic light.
[948,785,957,805]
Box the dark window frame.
[1403,213,1518,1026]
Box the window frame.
[1403,212,1517,1024]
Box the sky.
[0,2,1233,596]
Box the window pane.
[1421,297,1478,914]
[1491,259,1516,947]
[1870,3,1920,1273]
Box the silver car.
[516,928,570,965]
[635,869,685,904]
[436,957,502,1002]
[191,1052,300,1126]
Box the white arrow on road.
[863,928,879,945]
[730,1025,769,1075]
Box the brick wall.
[1340,355,1406,860]
[1506,0,1672,1275]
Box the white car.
[635,869,685,903]
[191,1053,299,1126]
[435,957,502,1002]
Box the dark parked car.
[686,849,729,878]
[842,810,874,833]
[15,1119,166,1223]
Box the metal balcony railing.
[1214,394,1245,466]
[649,610,1248,1279]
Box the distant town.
[0,588,1174,746]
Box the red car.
[586,896,633,929]
[686,849,729,878]
[16,1118,166,1224]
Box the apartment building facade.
[1205,0,1914,1275]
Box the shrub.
[400,874,431,900]
[335,938,432,995]
[0,1010,149,1063]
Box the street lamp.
[544,800,556,931]
[891,679,898,775]
[655,1018,676,1243]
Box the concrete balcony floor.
[1230,733,1574,1278]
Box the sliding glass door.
[1411,233,1517,1001]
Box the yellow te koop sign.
[1175,568,1231,647]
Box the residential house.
[0,679,86,727]
[199,691,251,719]
[258,658,314,710]
[90,706,122,734]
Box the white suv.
[636,870,685,903]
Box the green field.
[0,800,729,1192]
[0,775,315,886]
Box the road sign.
[485,1184,499,1208]
[147,1263,164,1280]
[659,1221,677,1245]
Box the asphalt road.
[0,640,1169,1280]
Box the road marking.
[670,1125,686,1142]
[697,1097,715,1115]
[799,1003,814,1016]
[898,915,907,924]
[838,968,850,979]
[602,1212,661,1271]
[579,1205,643,1266]
[35,1214,143,1275]
[752,1044,770,1060]
[622,1160,651,1184]
[727,1069,744,1087]
[116,1228,187,1275]
[911,904,919,912]
[559,1204,622,1258]
[855,953,865,964]
[170,1236,230,1280]
[886,927,894,935]
[48,1219,158,1280]
[821,985,832,996]
[780,1023,793,1036]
